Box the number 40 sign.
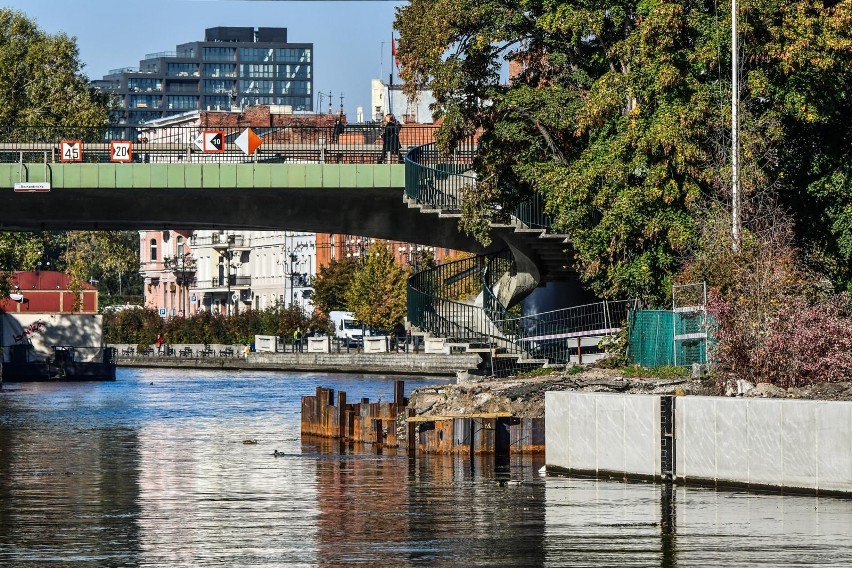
[110,140,133,163]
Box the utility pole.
[731,0,741,253]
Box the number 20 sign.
[110,140,133,163]
[60,140,83,162]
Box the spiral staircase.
[404,142,632,376]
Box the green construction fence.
[627,309,711,368]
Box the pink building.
[139,230,197,317]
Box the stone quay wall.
[111,344,480,377]
[546,392,852,495]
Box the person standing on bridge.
[379,113,401,164]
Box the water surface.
[0,368,850,566]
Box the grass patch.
[622,365,689,380]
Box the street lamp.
[164,252,196,316]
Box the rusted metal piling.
[301,381,545,455]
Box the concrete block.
[363,336,388,353]
[713,398,749,484]
[678,397,717,481]
[816,401,852,492]
[781,400,818,490]
[307,336,331,353]
[623,395,660,477]
[746,398,783,486]
[596,394,626,473]
[544,392,571,469]
[424,337,448,354]
[567,393,597,472]
[254,335,277,353]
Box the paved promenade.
[116,351,480,377]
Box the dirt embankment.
[407,368,852,419]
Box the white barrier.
[424,337,448,354]
[545,392,852,493]
[363,336,389,353]
[545,392,661,478]
[254,335,277,353]
[307,336,331,353]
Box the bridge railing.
[405,141,552,230]
[0,124,442,164]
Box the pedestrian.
[155,334,164,355]
[379,113,401,163]
[244,345,250,359]
[332,115,345,143]
[294,328,303,353]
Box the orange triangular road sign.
[235,128,262,155]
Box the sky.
[4,0,405,119]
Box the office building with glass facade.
[92,27,313,124]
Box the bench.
[160,346,175,357]
[219,347,234,358]
[121,347,135,357]
[198,348,214,357]
[179,346,193,357]
[141,347,155,356]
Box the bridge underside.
[0,163,502,254]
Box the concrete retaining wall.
[545,392,661,479]
[113,346,480,377]
[546,392,852,494]
[676,396,852,493]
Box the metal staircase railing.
[405,141,632,367]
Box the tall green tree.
[345,244,409,331]
[395,0,852,302]
[311,256,360,314]
[0,8,111,130]
[0,8,114,300]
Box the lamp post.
[164,252,196,316]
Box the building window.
[277,64,310,79]
[240,47,274,62]
[203,79,233,94]
[128,78,162,92]
[129,95,161,109]
[275,48,311,63]
[177,236,184,256]
[166,63,199,77]
[204,47,236,61]
[203,63,236,78]
[277,81,310,95]
[150,239,158,261]
[239,80,274,95]
[203,95,231,110]
[240,64,276,78]
[165,96,198,110]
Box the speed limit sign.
[60,140,83,162]
[110,140,133,163]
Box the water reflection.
[544,476,852,567]
[0,371,851,567]
[304,437,547,567]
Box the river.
[0,368,850,567]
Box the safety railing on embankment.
[0,123,441,165]
[405,141,632,370]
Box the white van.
[329,311,371,347]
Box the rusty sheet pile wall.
[301,381,545,455]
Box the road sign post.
[193,130,225,153]
[110,141,133,163]
[235,128,262,156]
[60,140,83,162]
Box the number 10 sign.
[110,141,133,163]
